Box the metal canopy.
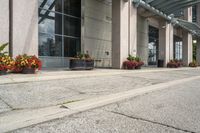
[177,19,200,36]
[133,0,200,37]
[144,0,200,15]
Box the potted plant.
[189,61,198,67]
[167,60,183,68]
[70,53,94,70]
[123,55,144,70]
[135,56,144,69]
[0,55,14,75]
[0,43,14,75]
[123,60,137,69]
[13,54,42,74]
[135,61,144,69]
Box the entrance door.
[148,26,159,65]
[174,36,183,60]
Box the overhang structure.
[132,0,200,37]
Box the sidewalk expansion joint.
[109,111,196,133]
[0,97,13,110]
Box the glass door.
[148,26,159,65]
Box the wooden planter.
[22,68,36,74]
[70,59,94,70]
[0,70,7,75]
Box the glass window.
[64,16,81,37]
[64,37,81,57]
[64,0,81,17]
[192,5,197,23]
[39,10,62,35]
[174,36,183,60]
[38,0,81,58]
[39,33,62,57]
[39,0,62,13]
[148,26,159,65]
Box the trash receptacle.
[157,59,164,67]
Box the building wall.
[0,0,9,52]
[84,0,112,68]
[137,15,148,65]
[12,0,38,57]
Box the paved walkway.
[0,67,198,85]
[0,67,200,132]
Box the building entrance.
[174,36,183,60]
[148,26,159,65]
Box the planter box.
[135,66,141,69]
[22,68,36,74]
[0,70,7,75]
[70,59,94,70]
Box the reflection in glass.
[64,37,80,57]
[64,0,81,17]
[174,36,183,60]
[148,26,159,65]
[38,0,81,58]
[39,0,62,13]
[64,16,81,37]
[39,10,62,34]
[39,33,62,57]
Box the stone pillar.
[112,0,137,69]
[182,7,193,66]
[197,4,200,24]
[0,0,9,52]
[137,15,148,65]
[11,0,38,57]
[159,20,174,66]
[196,4,200,64]
[196,39,200,64]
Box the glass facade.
[174,36,183,60]
[192,5,197,23]
[38,0,81,57]
[148,26,159,65]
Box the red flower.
[13,54,42,73]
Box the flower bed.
[123,55,144,70]
[0,44,15,75]
[167,60,183,68]
[189,61,198,67]
[13,54,42,74]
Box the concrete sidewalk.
[1,67,200,132]
[1,74,200,133]
[0,67,199,85]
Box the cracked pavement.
[12,77,200,133]
[1,69,200,111]
[1,68,200,132]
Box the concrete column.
[159,21,174,66]
[182,7,193,66]
[0,0,9,52]
[183,32,193,65]
[112,0,137,69]
[137,15,148,65]
[196,4,200,64]
[197,4,200,24]
[11,0,38,57]
[196,39,200,64]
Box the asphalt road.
[12,76,200,133]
